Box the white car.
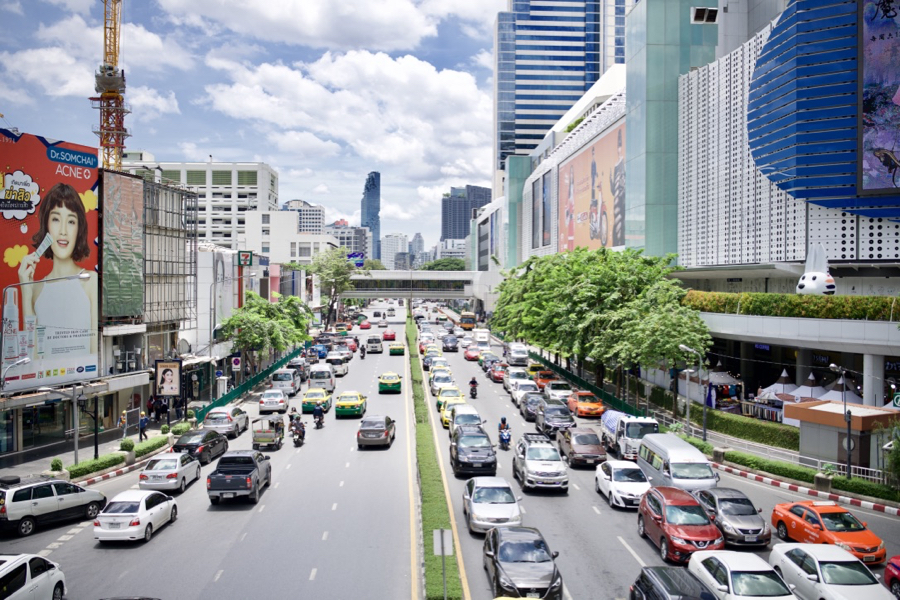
[689,551,796,599]
[94,490,177,543]
[459,336,473,349]
[594,460,650,509]
[544,380,574,402]
[0,554,66,600]
[510,380,540,406]
[259,389,287,414]
[138,452,202,494]
[461,476,523,533]
[769,543,893,600]
[503,367,530,392]
[430,372,455,395]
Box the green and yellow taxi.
[378,372,403,394]
[429,365,452,385]
[430,357,451,372]
[435,386,464,411]
[478,352,499,367]
[335,391,367,418]
[302,388,332,413]
[440,397,467,428]
[389,342,405,355]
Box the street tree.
[363,259,387,270]
[420,258,466,271]
[309,246,366,328]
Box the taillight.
[246,477,252,488]
[260,400,265,405]
[129,517,141,527]
[196,445,205,453]
[139,474,148,480]
[227,414,233,421]
[383,430,390,437]
[206,478,211,489]
[93,520,99,526]
[356,431,361,437]
[1,505,6,515]
[166,473,177,479]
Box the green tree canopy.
[420,258,466,271]
[363,259,387,270]
[309,246,366,327]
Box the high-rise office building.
[361,172,381,259]
[410,232,425,256]
[282,199,325,234]
[381,233,408,269]
[441,185,491,241]
[324,222,373,258]
[493,0,633,172]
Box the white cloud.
[0,47,94,98]
[1,2,23,15]
[41,0,93,14]
[128,86,180,120]
[313,183,330,193]
[419,0,507,37]
[471,49,493,71]
[267,131,341,158]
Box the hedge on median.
[135,435,169,458]
[171,422,191,436]
[67,453,125,479]
[688,407,799,451]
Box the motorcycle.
[315,414,325,429]
[499,428,511,451]
[292,423,306,447]
[360,348,366,360]
[469,384,478,399]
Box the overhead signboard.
[347,252,365,267]
[237,250,253,266]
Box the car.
[378,319,388,328]
[510,380,540,406]
[483,526,563,600]
[886,555,900,598]
[429,365,453,384]
[436,386,464,411]
[94,489,177,543]
[202,405,250,438]
[430,357,451,372]
[478,351,499,368]
[512,433,569,493]
[534,370,556,389]
[595,460,650,509]
[359,320,372,329]
[450,425,497,477]
[566,391,605,418]
[462,477,523,534]
[526,363,544,379]
[383,329,396,341]
[629,566,717,600]
[430,371,455,395]
[768,543,893,600]
[0,554,67,600]
[534,399,576,438]
[0,477,107,537]
[771,500,886,564]
[207,451,272,504]
[389,342,405,355]
[441,397,468,428]
[694,488,771,547]
[449,404,484,438]
[464,347,481,361]
[519,393,544,422]
[418,337,436,354]
[333,344,353,362]
[335,391,367,418]
[171,430,228,464]
[556,427,605,466]
[423,353,443,370]
[378,372,403,394]
[258,389,288,414]
[138,452,201,494]
[286,358,309,382]
[638,486,725,563]
[357,415,396,449]
[502,367,530,392]
[459,336,473,349]
[489,362,508,383]
[302,388,332,412]
[543,380,574,402]
[346,339,358,352]
[453,327,465,337]
[442,336,459,352]
[373,310,381,318]
[311,343,329,358]
[507,348,530,367]
[688,551,795,600]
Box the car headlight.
[670,536,687,545]
[549,572,563,590]
[714,536,724,545]
[721,522,736,534]
[836,542,852,551]
[497,572,516,591]
[762,521,770,533]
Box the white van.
[271,368,301,397]
[325,352,349,377]
[308,364,336,392]
[637,433,718,492]
[473,328,491,345]
[366,335,384,353]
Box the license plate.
[224,493,235,499]
[153,475,163,481]
[526,594,540,598]
[473,463,482,468]
[864,555,876,562]
[745,535,758,542]
[586,459,596,464]
[365,433,379,438]
[108,522,121,529]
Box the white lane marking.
[563,584,575,600]
[66,528,82,534]
[37,550,52,557]
[350,445,355,451]
[130,484,139,489]
[322,531,329,541]
[332,503,337,511]
[214,570,223,582]
[618,536,646,567]
[309,568,317,581]
[520,506,526,514]
[241,532,248,542]
[592,506,601,515]
[79,521,91,527]
[521,422,527,428]
[295,449,301,455]
[345,462,350,468]
[340,481,344,487]
[572,483,580,491]
[46,543,62,549]
[56,535,73,541]
[274,482,280,489]
[286,463,292,470]
[258,505,265,513]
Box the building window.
[161,170,181,183]
[291,242,296,257]
[262,214,270,224]
[237,171,257,186]
[212,171,232,186]
[186,170,206,186]
[262,228,270,237]
[262,245,270,253]
[298,246,311,258]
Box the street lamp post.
[38,385,85,465]
[1,357,31,391]
[829,363,853,480]
[679,344,708,442]
[209,272,256,399]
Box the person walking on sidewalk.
[118,411,127,439]
[139,412,149,441]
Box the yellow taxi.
[429,365,452,384]
[435,386,464,411]
[526,364,544,378]
[389,342,405,356]
[378,372,403,394]
[335,391,367,418]
[302,388,332,413]
[440,397,468,428]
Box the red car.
[359,321,371,330]
[489,363,508,383]
[638,487,724,563]
[464,348,481,361]
[383,329,396,341]
[885,555,900,597]
[346,339,358,352]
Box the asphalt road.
[2,303,418,600]
[419,326,900,600]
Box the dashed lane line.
[286,463,292,470]
[309,568,318,581]
[592,506,601,515]
[322,531,329,541]
[339,481,344,487]
[214,570,223,582]
[572,483,581,491]
[332,503,337,511]
[37,550,53,557]
[240,532,248,542]
[618,536,646,568]
[258,505,265,513]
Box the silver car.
[259,389,288,414]
[138,452,202,494]
[461,476,523,534]
[203,406,249,438]
[510,380,540,406]
[693,487,771,547]
[357,415,396,448]
[430,372,455,395]
[543,380,574,402]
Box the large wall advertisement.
[558,122,626,251]
[860,0,900,192]
[0,130,100,392]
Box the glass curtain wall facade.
[361,172,381,259]
[441,185,492,240]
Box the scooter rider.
[360,345,366,359]
[313,401,325,427]
[469,376,479,389]
[498,416,510,433]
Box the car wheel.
[776,521,789,541]
[659,538,668,562]
[179,478,186,493]
[233,425,239,438]
[891,580,900,598]
[250,486,260,504]
[607,489,615,508]
[637,515,646,538]
[252,444,259,451]
[170,506,178,523]
[196,466,201,482]
[143,524,153,543]
[85,501,101,519]
[52,582,64,600]
[17,517,36,537]
[358,444,363,450]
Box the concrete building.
[441,185,492,241]
[361,172,381,259]
[324,222,373,259]
[245,211,339,265]
[410,233,425,256]
[393,252,411,271]
[381,233,408,270]
[282,199,325,234]
[435,239,469,262]
[122,151,278,250]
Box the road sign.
[238,251,253,266]
[231,357,241,371]
[215,370,223,378]
[893,392,900,408]
[432,529,453,556]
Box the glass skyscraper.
[360,171,381,259]
[441,185,492,241]
[494,0,633,171]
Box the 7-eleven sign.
[238,251,253,266]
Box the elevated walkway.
[346,270,475,299]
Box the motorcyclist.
[313,401,325,426]
[469,376,479,389]
[360,345,366,359]
[498,417,511,433]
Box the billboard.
[0,130,100,392]
[531,179,540,249]
[558,122,626,251]
[860,1,900,193]
[155,359,182,398]
[102,172,144,317]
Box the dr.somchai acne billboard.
[557,122,626,251]
[0,129,100,392]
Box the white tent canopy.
[791,373,827,400]
[817,377,863,404]
[761,369,798,395]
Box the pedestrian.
[146,395,154,416]
[118,410,127,439]
[163,397,171,426]
[175,398,183,420]
[153,396,162,423]
[138,411,149,441]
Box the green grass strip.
[407,319,464,600]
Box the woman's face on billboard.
[48,206,79,261]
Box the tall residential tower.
[360,172,381,259]
[441,185,492,241]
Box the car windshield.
[526,447,561,461]
[382,375,399,382]
[730,571,793,597]
[510,371,527,379]
[664,504,710,525]
[572,433,601,446]
[445,337,457,343]
[498,540,553,563]
[360,419,385,428]
[178,433,204,444]
[517,383,538,391]
[441,390,462,398]
[456,415,481,425]
[434,375,452,383]
[262,391,283,398]
[613,467,647,483]
[670,462,715,480]
[459,435,491,449]
[820,511,866,532]
[473,486,516,504]
[306,392,324,399]
[548,382,571,391]
[545,407,571,417]
[103,501,140,514]
[625,423,659,438]
[524,396,542,407]
[272,372,293,381]
[718,497,757,516]
[577,394,599,404]
[340,395,360,402]
[819,561,878,585]
[206,414,229,423]
[310,372,330,379]
[145,459,178,471]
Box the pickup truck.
[600,410,659,461]
[207,450,272,505]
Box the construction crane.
[90,0,130,170]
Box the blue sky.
[0,0,505,248]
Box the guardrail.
[195,348,304,423]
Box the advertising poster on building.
[156,359,182,397]
[542,173,552,246]
[531,179,540,249]
[860,0,900,192]
[0,129,100,392]
[557,122,626,251]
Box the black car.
[172,430,228,464]
[519,393,543,422]
[287,359,309,382]
[442,336,459,352]
[482,356,501,372]
[630,566,715,600]
[423,355,439,370]
[535,400,576,438]
[483,527,563,600]
[450,425,497,477]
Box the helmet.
[501,417,507,424]
[141,411,146,416]
[316,401,322,406]
[122,410,127,414]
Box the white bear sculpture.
[796,243,836,295]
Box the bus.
[459,311,477,331]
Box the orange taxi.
[566,391,605,417]
[534,370,556,389]
[771,500,886,564]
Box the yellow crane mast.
[90,0,130,170]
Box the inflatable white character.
[796,243,836,295]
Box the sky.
[0,0,506,249]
